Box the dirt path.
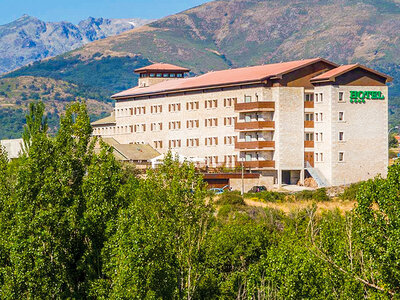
[244,199,356,214]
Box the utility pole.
[241,160,244,196]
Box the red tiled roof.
[311,64,393,82]
[134,63,190,73]
[113,58,336,99]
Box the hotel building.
[92,58,392,187]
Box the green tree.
[21,101,48,153]
[389,133,399,148]
[0,101,128,298]
[98,153,213,299]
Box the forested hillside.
[3,0,400,138]
[0,101,399,298]
[0,76,112,138]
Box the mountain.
[3,0,400,139]
[0,76,112,139]
[0,15,151,73]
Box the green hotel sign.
[350,91,385,103]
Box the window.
[168,121,181,130]
[338,111,344,121]
[205,137,218,146]
[315,93,319,102]
[339,131,344,141]
[319,113,323,121]
[150,73,155,77]
[134,123,146,133]
[151,105,162,114]
[134,106,146,115]
[186,101,199,111]
[305,113,314,121]
[339,152,344,162]
[205,118,218,127]
[224,98,234,107]
[186,119,199,129]
[316,152,324,162]
[168,103,181,112]
[154,141,163,149]
[168,139,181,148]
[186,138,199,147]
[177,73,183,78]
[339,92,344,102]
[205,156,219,166]
[224,136,236,145]
[150,122,163,131]
[245,95,252,103]
[315,132,323,142]
[224,155,237,165]
[305,133,314,141]
[320,93,323,102]
[224,117,236,126]
[205,99,218,109]
[315,113,319,122]
[156,73,162,77]
[305,94,314,102]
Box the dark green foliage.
[339,182,364,200]
[0,108,26,139]
[4,55,152,96]
[389,132,399,148]
[216,191,245,206]
[295,188,330,202]
[0,102,400,298]
[0,101,127,298]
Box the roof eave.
[274,58,339,78]
[134,68,190,74]
[111,79,267,100]
[91,122,116,127]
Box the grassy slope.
[0,77,112,139]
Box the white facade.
[92,60,390,187]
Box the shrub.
[339,182,364,201]
[244,191,287,203]
[312,188,330,202]
[294,188,329,202]
[216,191,245,206]
[389,149,398,159]
[294,190,314,200]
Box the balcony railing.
[234,101,275,112]
[235,140,275,150]
[304,121,314,128]
[304,140,314,148]
[235,121,275,131]
[304,101,314,108]
[235,160,275,169]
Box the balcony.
[304,121,314,128]
[235,121,275,131]
[234,101,275,112]
[235,160,275,169]
[235,140,275,150]
[304,101,314,109]
[304,140,314,148]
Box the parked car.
[248,186,267,193]
[209,185,230,195]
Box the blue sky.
[0,0,211,25]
